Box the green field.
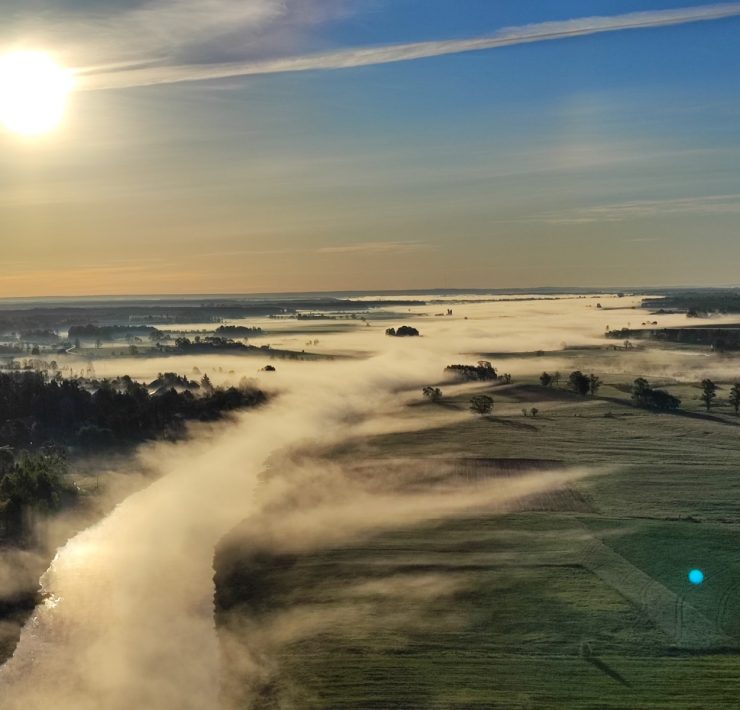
[215,363,740,708]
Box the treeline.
[215,325,263,337]
[642,291,740,315]
[606,326,740,351]
[0,371,266,450]
[173,336,250,352]
[445,361,498,381]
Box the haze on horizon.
[1,1,739,297]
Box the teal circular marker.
[688,569,704,585]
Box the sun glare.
[0,51,74,136]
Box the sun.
[0,51,74,136]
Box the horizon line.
[0,286,736,303]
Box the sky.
[1,0,739,296]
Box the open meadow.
[213,297,740,709]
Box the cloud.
[78,3,740,90]
[4,1,349,69]
[539,194,740,224]
[316,240,432,255]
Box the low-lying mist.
[1,293,731,708]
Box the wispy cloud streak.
[79,3,740,90]
[316,241,431,255]
[541,194,740,224]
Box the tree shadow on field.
[435,401,464,411]
[483,416,539,432]
[667,409,740,427]
[584,656,632,688]
[598,396,740,427]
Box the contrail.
[79,3,740,91]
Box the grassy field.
[215,357,740,708]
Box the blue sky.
[1,1,739,295]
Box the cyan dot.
[688,569,704,585]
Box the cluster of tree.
[0,371,267,451]
[607,325,740,352]
[694,378,740,413]
[173,336,250,352]
[631,378,681,411]
[539,371,562,387]
[0,344,23,354]
[6,358,59,372]
[18,329,59,343]
[215,325,263,337]
[632,377,740,414]
[568,371,602,397]
[422,386,443,402]
[296,313,335,321]
[604,328,637,341]
[148,372,202,394]
[385,326,420,337]
[445,361,497,381]
[0,446,77,540]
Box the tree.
[200,373,214,392]
[632,377,680,411]
[422,386,443,403]
[396,326,420,337]
[386,326,419,337]
[470,395,493,415]
[729,383,740,415]
[539,372,553,387]
[0,447,14,476]
[569,371,590,397]
[588,374,602,396]
[632,378,651,405]
[530,407,539,417]
[553,371,561,386]
[0,449,76,539]
[500,373,512,384]
[700,379,718,412]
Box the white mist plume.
[0,315,593,710]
